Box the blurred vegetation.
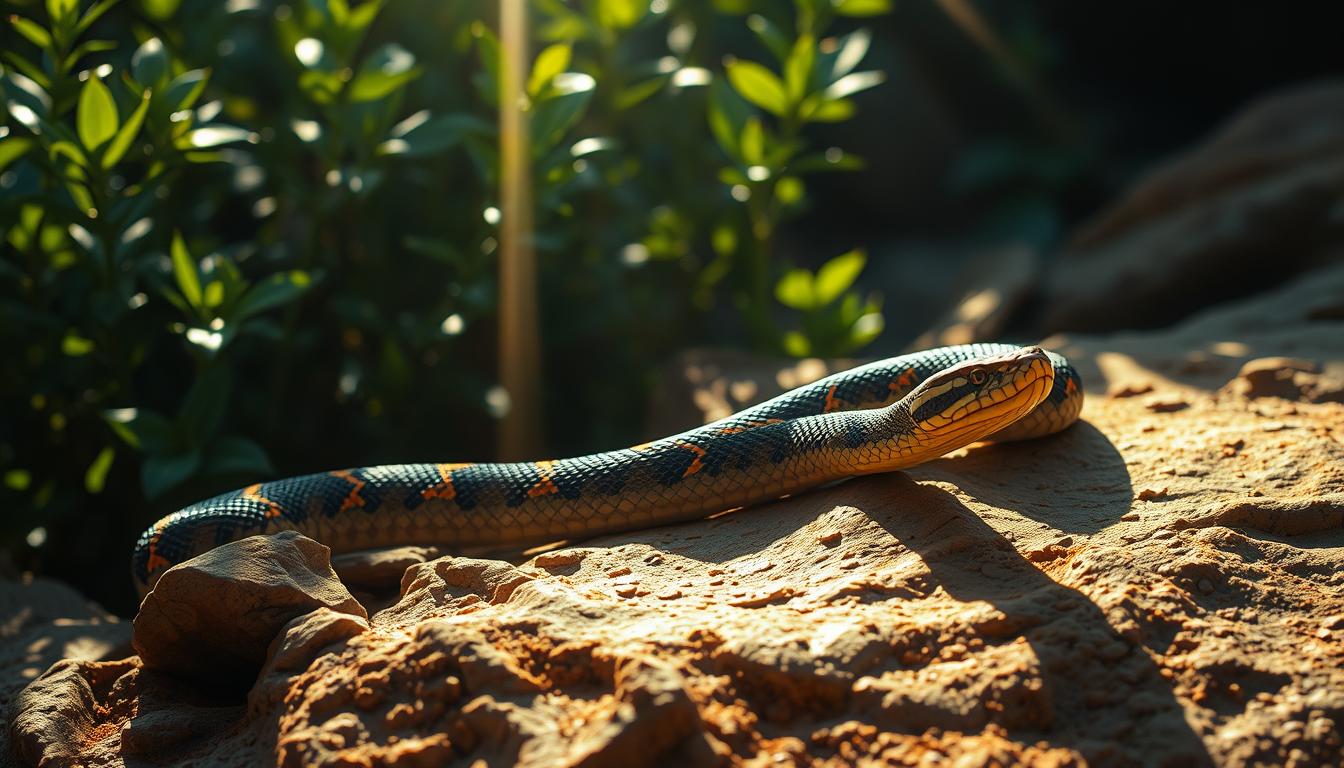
[1,0,897,604]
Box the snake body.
[132,344,1082,594]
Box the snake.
[131,344,1083,595]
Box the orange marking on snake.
[716,418,784,435]
[423,463,471,501]
[677,442,707,478]
[889,367,918,391]
[243,483,283,519]
[329,470,367,513]
[145,517,171,572]
[1064,376,1077,397]
[823,384,841,413]
[528,460,560,497]
[629,441,655,452]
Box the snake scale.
[132,344,1083,595]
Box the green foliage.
[0,0,893,603]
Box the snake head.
[903,346,1055,448]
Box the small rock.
[133,531,366,687]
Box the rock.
[1038,81,1344,333]
[1,577,131,765]
[132,531,366,688]
[9,268,1344,767]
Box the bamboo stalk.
[497,0,542,460]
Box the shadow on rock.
[866,478,1210,766]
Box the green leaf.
[0,137,36,172]
[46,0,79,26]
[9,17,52,49]
[847,310,884,350]
[614,74,668,109]
[84,446,115,493]
[349,44,421,102]
[829,28,871,79]
[706,79,749,158]
[61,330,94,355]
[379,112,489,157]
[126,409,176,453]
[813,249,865,305]
[595,0,645,29]
[142,449,200,499]
[824,70,885,100]
[205,435,273,477]
[528,43,571,97]
[782,331,810,357]
[4,469,31,491]
[833,0,892,16]
[176,125,253,149]
[178,366,231,442]
[531,74,594,152]
[234,270,313,320]
[75,0,121,35]
[740,117,764,165]
[102,89,150,169]
[165,69,209,111]
[745,14,789,63]
[724,60,788,116]
[170,232,202,310]
[131,37,168,86]
[77,75,118,151]
[776,175,804,205]
[803,97,855,122]
[784,34,815,104]
[775,268,815,310]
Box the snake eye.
[969,369,986,385]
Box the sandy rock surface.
[8,265,1343,767]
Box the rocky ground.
[5,85,1344,768]
[6,266,1343,768]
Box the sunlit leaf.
[784,34,815,104]
[596,0,645,30]
[814,249,865,305]
[0,137,35,172]
[102,90,150,168]
[803,97,855,122]
[740,117,764,165]
[833,0,891,17]
[177,125,253,149]
[84,446,115,493]
[528,43,570,96]
[824,70,884,99]
[725,60,787,116]
[9,17,52,49]
[829,28,871,79]
[782,331,810,356]
[77,75,118,150]
[61,331,94,355]
[170,232,202,309]
[614,74,668,109]
[775,268,815,310]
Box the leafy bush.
[0,0,889,606]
